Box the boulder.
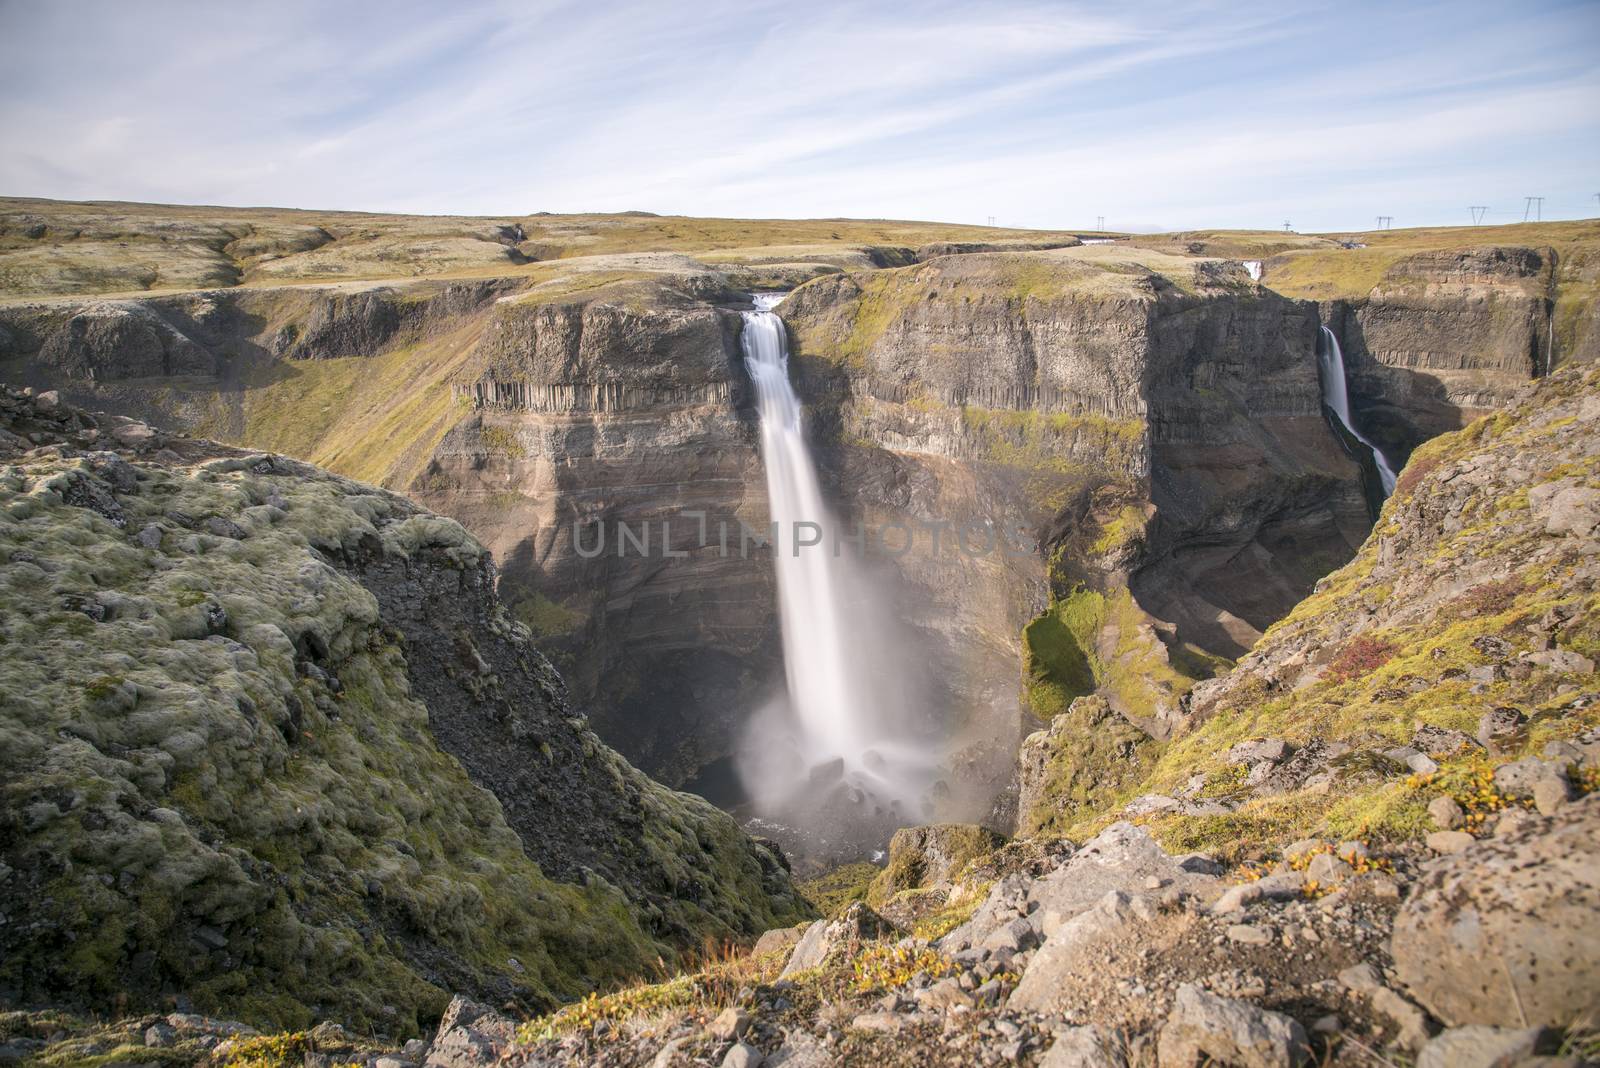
[1416,1027,1545,1068]
[423,995,516,1068]
[1337,963,1432,1051]
[422,1026,504,1068]
[1010,891,1148,1013]
[1392,794,1600,1027]
[1427,795,1464,830]
[1040,1025,1126,1068]
[1212,872,1304,914]
[435,996,516,1043]
[1531,778,1570,815]
[707,1007,750,1042]
[1156,983,1308,1068]
[1424,830,1474,854]
[1491,757,1567,800]
[1411,725,1480,758]
[1476,707,1527,753]
[942,822,1215,951]
[779,902,888,977]
[849,1011,909,1034]
[751,924,807,958]
[1227,738,1293,765]
[723,1043,763,1068]
[1539,486,1600,538]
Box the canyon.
[2,202,1594,858]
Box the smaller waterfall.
[1243,260,1262,281]
[1318,326,1397,494]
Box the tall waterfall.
[1318,326,1397,494]
[738,294,929,828]
[741,295,867,758]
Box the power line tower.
[986,215,996,227]
[1375,216,1393,230]
[1469,206,1488,224]
[1096,215,1105,231]
[1283,220,1293,232]
[1523,196,1543,222]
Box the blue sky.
[1,0,1597,231]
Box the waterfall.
[1243,260,1262,281]
[738,294,929,823]
[741,295,866,758]
[1318,326,1397,494]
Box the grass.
[1256,218,1600,300]
[186,323,480,492]
[516,940,787,1043]
[0,195,1087,298]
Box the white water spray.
[738,294,930,825]
[1243,260,1263,281]
[1318,326,1397,494]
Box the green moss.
[798,862,881,918]
[1090,504,1147,555]
[1023,694,1159,837]
[910,882,994,941]
[479,425,526,458]
[1021,588,1101,718]
[510,592,584,638]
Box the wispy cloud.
[0,0,1595,229]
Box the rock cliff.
[1320,245,1557,459]
[780,248,1370,731]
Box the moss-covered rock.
[0,387,807,1034]
[866,824,1005,905]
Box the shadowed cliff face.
[416,288,782,788]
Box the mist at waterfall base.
[1318,326,1398,495]
[734,294,942,864]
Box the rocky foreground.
[10,801,1592,1067]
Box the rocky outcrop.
[0,386,806,1032]
[420,283,772,788]
[1156,984,1308,1068]
[867,823,1006,903]
[1186,362,1600,729]
[1007,364,1600,869]
[479,809,1595,1066]
[1015,695,1155,835]
[36,300,217,380]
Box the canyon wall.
[1,236,1585,836]
[1321,245,1558,461]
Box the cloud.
[0,0,1596,228]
